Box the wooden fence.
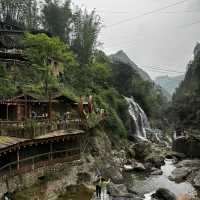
[0,148,80,180]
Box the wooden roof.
[35,129,84,140]
[0,93,77,104]
[0,129,84,154]
[0,136,27,151]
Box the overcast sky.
[71,0,200,79]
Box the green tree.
[0,0,39,29]
[0,64,16,99]
[24,33,77,95]
[41,0,72,41]
[71,8,101,66]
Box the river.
[125,159,197,199]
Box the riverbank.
[4,128,200,200]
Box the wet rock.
[151,169,163,175]
[102,166,124,184]
[166,152,186,160]
[123,162,146,172]
[134,141,152,160]
[172,135,200,158]
[134,162,146,171]
[145,154,165,169]
[176,159,200,169]
[124,165,134,172]
[152,188,176,200]
[77,172,91,184]
[169,167,191,183]
[193,170,200,188]
[126,147,135,159]
[127,188,138,195]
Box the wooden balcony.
[0,119,85,139]
[0,148,81,181]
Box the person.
[101,178,111,199]
[95,175,102,198]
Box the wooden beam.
[6,104,8,120]
[48,93,52,122]
[50,142,53,161]
[17,149,20,170]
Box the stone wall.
[0,161,81,200]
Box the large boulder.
[123,162,146,172]
[152,188,176,200]
[192,170,200,189]
[151,169,163,175]
[145,154,165,169]
[169,167,192,183]
[134,141,152,160]
[101,166,124,184]
[173,135,200,158]
[176,159,200,169]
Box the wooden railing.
[0,148,80,180]
[0,112,106,139]
[0,119,86,138]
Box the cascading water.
[125,97,150,138]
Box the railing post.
[50,142,53,161]
[32,158,35,171]
[9,165,11,176]
[17,149,20,170]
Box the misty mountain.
[109,50,151,81]
[109,50,172,100]
[155,75,185,95]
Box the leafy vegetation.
[172,48,200,132]
[0,0,168,137]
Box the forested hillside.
[172,43,200,132]
[0,0,168,136]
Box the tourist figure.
[95,175,102,198]
[102,178,111,199]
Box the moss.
[0,136,13,143]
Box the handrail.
[0,147,80,172]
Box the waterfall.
[125,97,150,138]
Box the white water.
[135,159,197,199]
[125,97,150,138]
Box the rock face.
[169,167,192,183]
[109,50,151,81]
[193,170,200,189]
[134,141,152,160]
[152,188,176,200]
[173,135,200,158]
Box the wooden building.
[0,93,77,122]
[0,129,83,177]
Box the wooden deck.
[0,148,81,180]
[0,136,27,150]
[0,129,83,153]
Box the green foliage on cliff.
[0,1,168,136]
[172,47,200,132]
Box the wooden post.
[6,104,9,120]
[48,93,52,122]
[17,149,20,170]
[25,95,28,120]
[32,158,35,171]
[50,142,53,161]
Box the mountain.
[155,75,185,95]
[109,50,151,81]
[172,43,200,131]
[109,50,171,100]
